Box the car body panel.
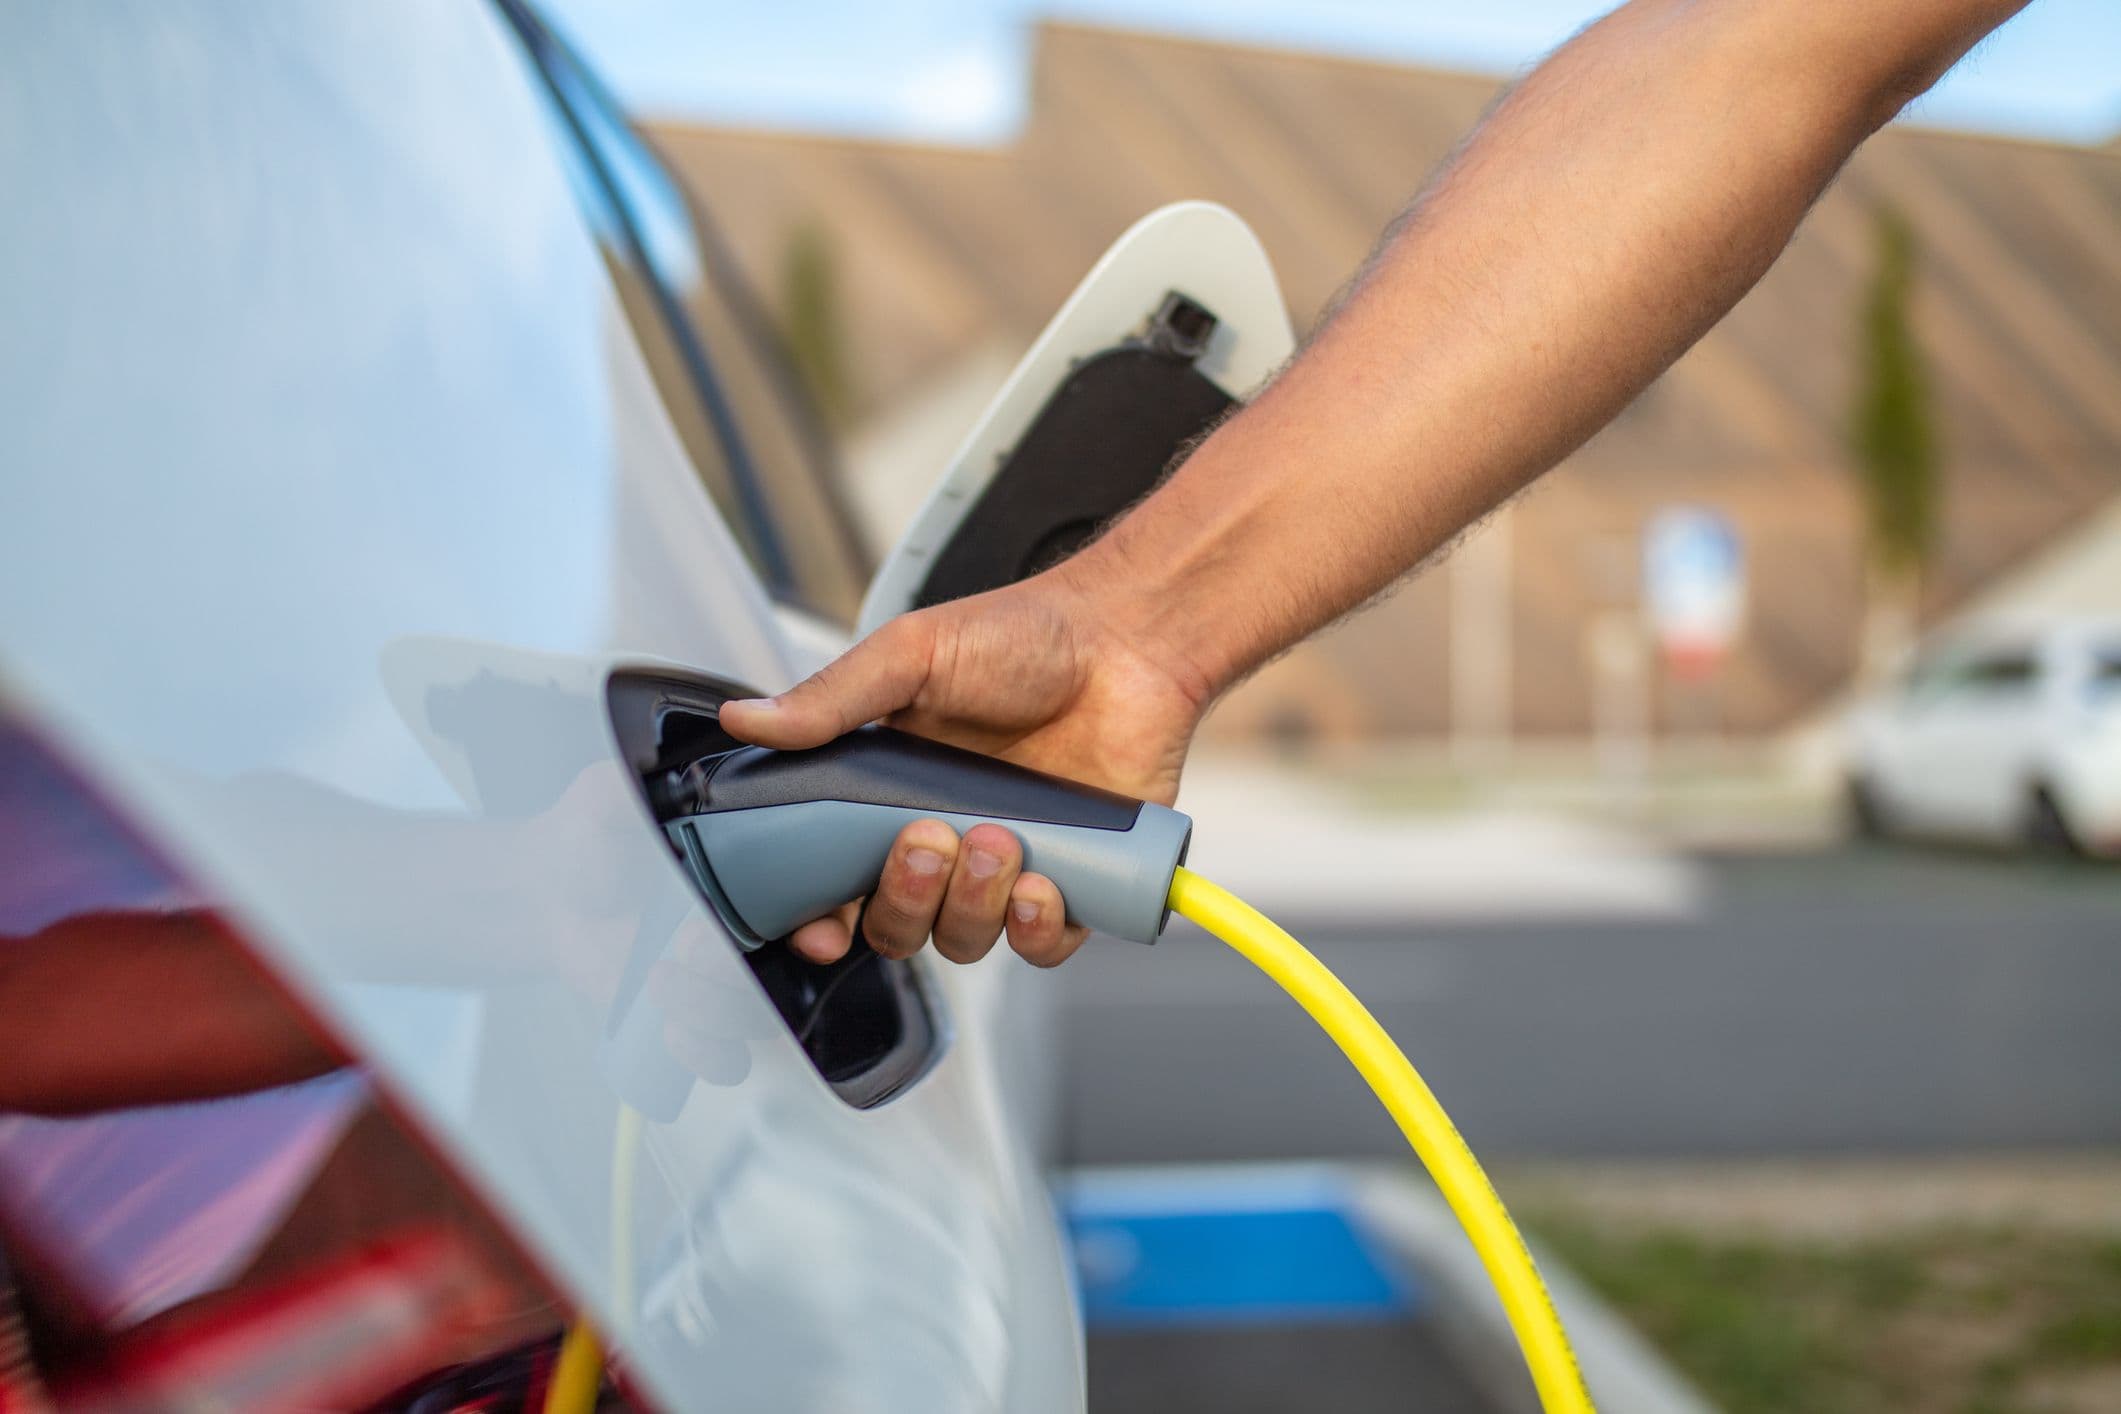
[1,4,1079,1409]
[2047,633,2121,849]
[1872,652,2040,835]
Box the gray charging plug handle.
[663,727,1192,946]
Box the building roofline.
[651,19,2121,162]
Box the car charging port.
[606,670,942,1109]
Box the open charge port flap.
[912,290,1234,611]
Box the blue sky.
[541,0,2121,147]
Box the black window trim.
[492,0,872,617]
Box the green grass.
[1527,1215,2121,1414]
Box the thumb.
[718,617,934,750]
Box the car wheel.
[1845,775,1888,841]
[2025,783,2084,857]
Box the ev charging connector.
[655,724,1193,948]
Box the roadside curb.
[1345,1166,1719,1414]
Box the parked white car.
[0,2,1290,1410]
[1845,619,2121,857]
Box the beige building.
[651,22,2121,745]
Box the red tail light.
[0,716,627,1411]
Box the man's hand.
[718,560,1213,968]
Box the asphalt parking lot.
[1091,1320,1497,1414]
[1059,845,2121,1164]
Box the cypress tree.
[1849,205,1938,676]
[781,222,851,429]
[1851,206,1937,584]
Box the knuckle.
[884,876,943,920]
[869,887,927,929]
[932,921,999,964]
[1008,916,1055,961]
[874,615,917,652]
[1020,921,1085,968]
[864,925,924,960]
[879,612,934,660]
[787,662,839,708]
[862,896,929,950]
[937,887,1007,954]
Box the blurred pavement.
[1173,758,1709,923]
[1061,808,2121,1162]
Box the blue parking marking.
[1061,1167,1421,1329]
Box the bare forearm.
[1071,0,2024,704]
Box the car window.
[1961,650,2039,691]
[498,0,868,623]
[1905,646,2039,703]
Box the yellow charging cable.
[1167,866,1595,1414]
[545,1320,603,1413]
[544,1105,643,1414]
[549,874,1592,1414]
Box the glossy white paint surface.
[0,4,1081,1409]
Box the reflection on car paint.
[0,719,620,1410]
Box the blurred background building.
[646,22,2121,754]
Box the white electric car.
[0,3,1290,1409]
[1844,619,2121,857]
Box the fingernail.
[966,847,1003,879]
[723,697,777,713]
[906,847,946,877]
[1011,899,1039,924]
